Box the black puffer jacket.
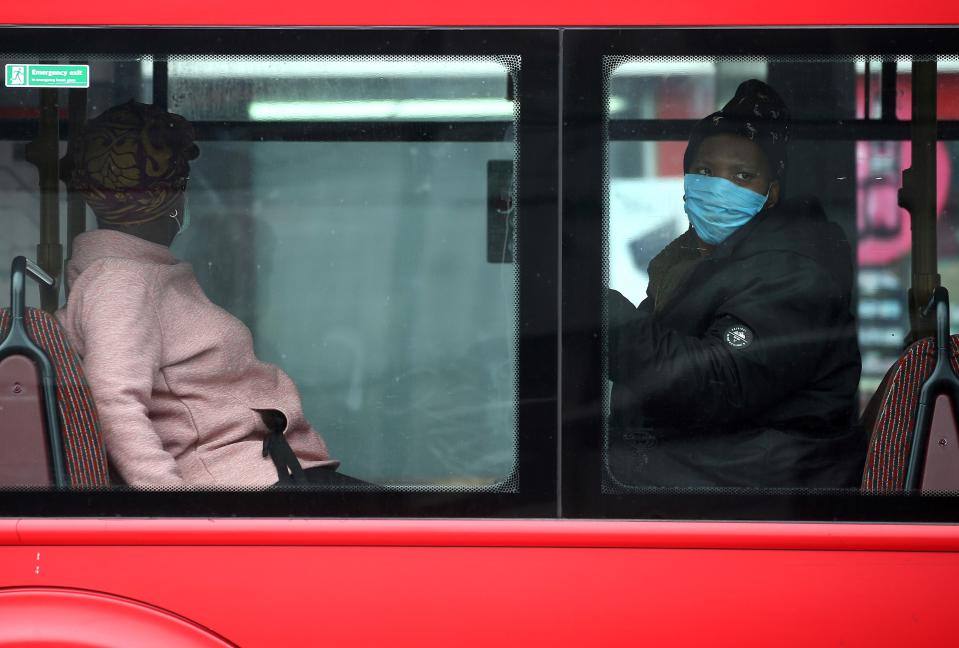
[608,196,865,488]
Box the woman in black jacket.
[607,80,865,488]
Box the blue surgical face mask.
[683,174,769,245]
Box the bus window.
[0,50,526,492]
[600,53,957,493]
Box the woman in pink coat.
[57,101,343,488]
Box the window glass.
[604,55,956,492]
[0,54,519,490]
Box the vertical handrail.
[24,86,63,313]
[901,60,939,343]
[881,61,898,122]
[153,58,169,110]
[863,60,871,121]
[65,67,89,269]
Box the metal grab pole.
[66,78,88,267]
[881,61,898,122]
[900,60,939,343]
[24,87,62,313]
[152,58,168,110]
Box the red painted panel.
[0,0,957,27]
[0,521,957,646]
[0,541,956,647]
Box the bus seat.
[861,289,959,493]
[0,260,109,488]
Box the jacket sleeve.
[608,251,847,428]
[77,260,185,486]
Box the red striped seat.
[0,307,109,487]
[861,335,959,492]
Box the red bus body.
[1,0,958,26]
[3,3,959,647]
[2,519,959,647]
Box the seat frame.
[0,257,67,487]
[904,286,959,490]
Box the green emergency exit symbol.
[5,64,89,88]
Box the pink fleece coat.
[57,230,336,487]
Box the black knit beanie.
[682,79,790,179]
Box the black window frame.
[8,27,959,522]
[561,26,959,522]
[0,27,559,518]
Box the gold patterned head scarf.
[61,100,199,225]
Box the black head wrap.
[61,100,199,226]
[683,79,790,180]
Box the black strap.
[257,410,308,485]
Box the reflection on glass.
[155,56,515,122]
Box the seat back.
[0,307,109,487]
[0,346,51,485]
[862,334,959,493]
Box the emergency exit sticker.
[5,64,89,88]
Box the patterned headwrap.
[61,100,199,226]
[683,79,790,180]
